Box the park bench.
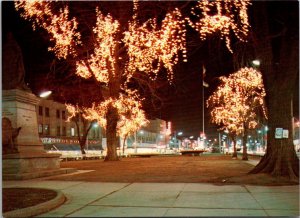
[180,150,205,156]
[128,153,160,158]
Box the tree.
[246,1,299,179]
[15,0,251,161]
[46,72,105,155]
[207,67,267,160]
[65,104,96,155]
[81,91,149,158]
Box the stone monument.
[2,33,75,180]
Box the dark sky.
[2,1,299,140]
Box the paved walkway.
[3,178,299,217]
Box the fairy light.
[124,8,187,82]
[65,104,78,122]
[77,91,149,138]
[75,8,119,83]
[207,67,267,135]
[15,1,81,59]
[188,0,251,53]
[16,1,252,141]
[15,0,250,82]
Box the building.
[37,98,170,151]
[37,98,102,151]
[130,119,170,148]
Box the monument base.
[3,152,76,180]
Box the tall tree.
[207,67,267,160]
[247,1,299,179]
[15,0,250,161]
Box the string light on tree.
[207,67,267,139]
[15,1,81,59]
[74,91,149,138]
[187,0,251,53]
[15,0,251,160]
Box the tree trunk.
[250,90,299,180]
[105,104,119,161]
[122,134,127,156]
[242,133,248,161]
[76,116,94,155]
[79,140,86,155]
[230,135,237,158]
[74,120,86,155]
[248,1,299,180]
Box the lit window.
[71,127,75,137]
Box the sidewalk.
[3,178,299,217]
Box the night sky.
[2,1,299,140]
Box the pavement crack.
[162,184,184,217]
[243,185,268,215]
[62,183,133,217]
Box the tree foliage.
[207,67,267,158]
[15,0,251,161]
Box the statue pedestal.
[2,89,75,180]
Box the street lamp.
[139,130,144,146]
[252,59,260,67]
[39,90,52,98]
[173,131,182,150]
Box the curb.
[3,189,65,217]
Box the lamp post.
[39,90,52,98]
[173,131,183,150]
[257,129,262,153]
[252,59,261,67]
[139,130,144,147]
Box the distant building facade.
[36,98,170,150]
[130,119,170,148]
[37,98,102,150]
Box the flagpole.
[202,78,205,141]
[202,65,209,148]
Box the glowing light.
[15,1,81,59]
[16,0,251,84]
[39,90,52,98]
[188,0,251,53]
[207,67,267,136]
[67,91,149,139]
[15,1,252,151]
[124,8,187,82]
[252,60,261,66]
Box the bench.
[128,153,160,158]
[180,150,205,156]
